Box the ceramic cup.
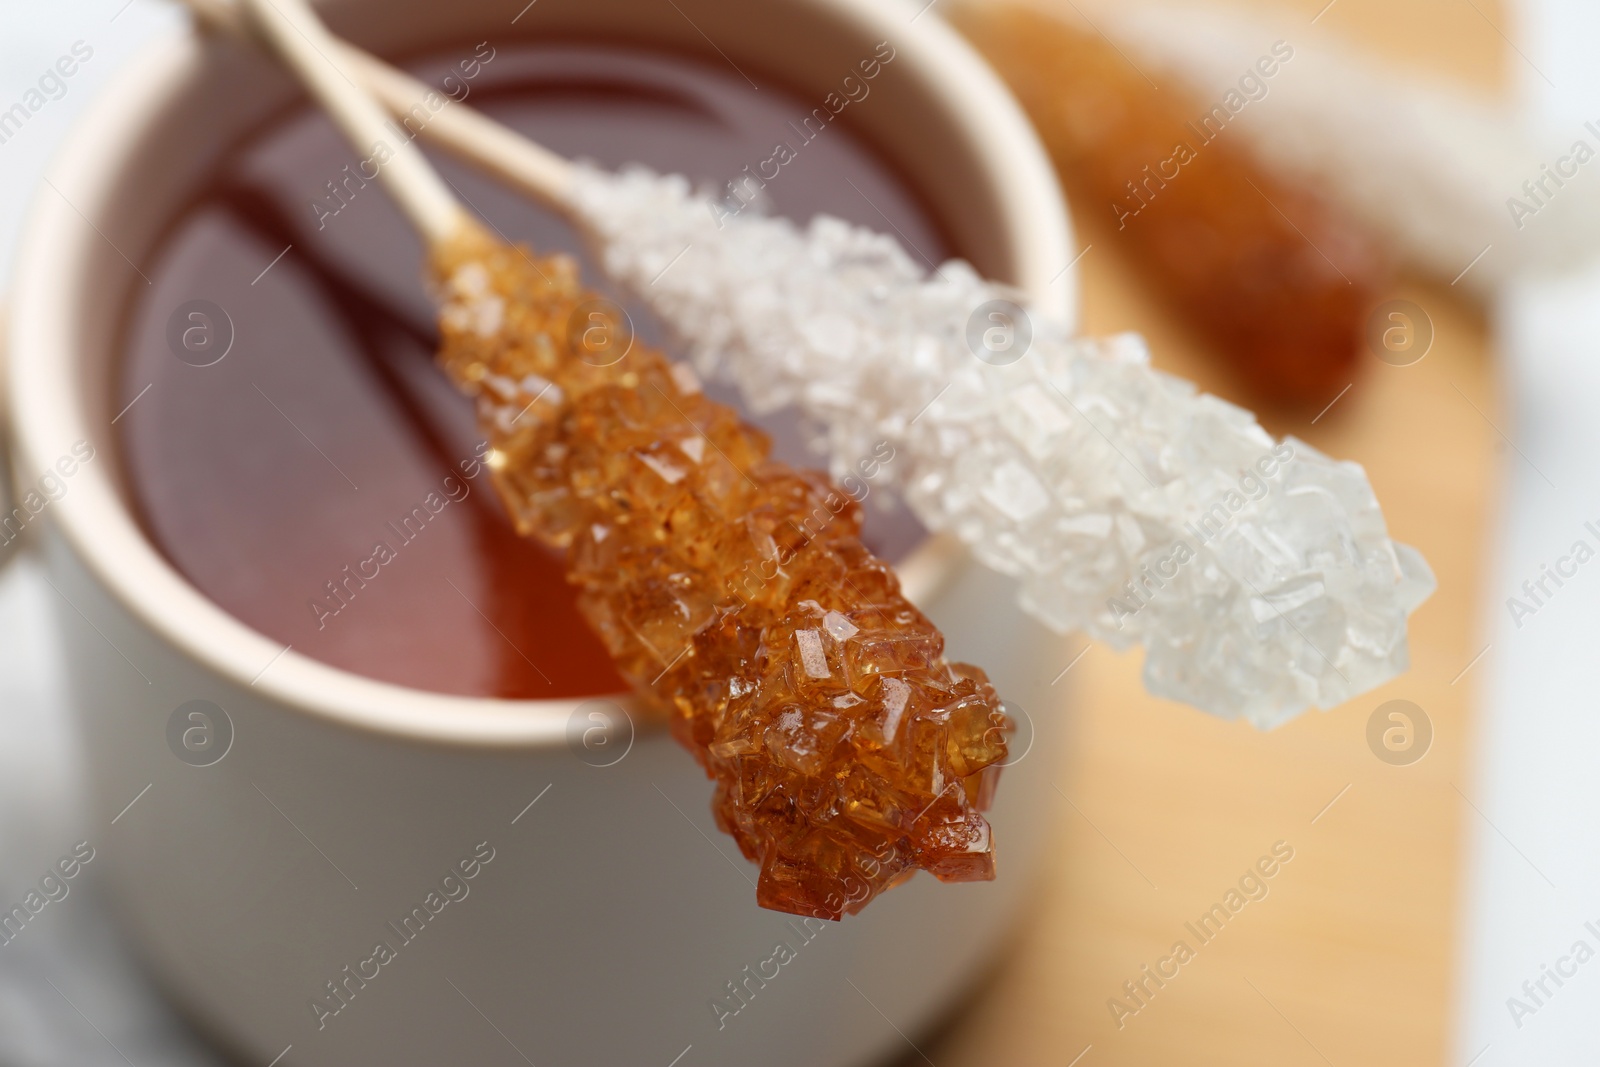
[4,0,1075,1064]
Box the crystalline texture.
[432,229,1010,918]
[569,166,1435,728]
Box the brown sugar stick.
[230,0,1012,918]
[432,235,1011,917]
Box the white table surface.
[0,4,230,1062]
[5,1,1599,1064]
[1455,2,1600,1062]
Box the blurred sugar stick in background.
[950,0,1388,408]
[951,0,1600,412]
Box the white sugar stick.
[176,0,1433,725]
[568,168,1435,727]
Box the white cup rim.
[6,0,1073,749]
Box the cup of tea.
[4,0,1076,1063]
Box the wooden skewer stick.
[232,0,466,244]
[182,0,576,220]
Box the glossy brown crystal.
[432,228,1010,918]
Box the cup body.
[7,1,1075,1064]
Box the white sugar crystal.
[983,460,1051,522]
[796,629,829,679]
[822,610,859,642]
[1060,514,1113,538]
[677,436,706,464]
[669,361,703,395]
[450,261,490,297]
[569,165,1435,727]
[880,676,911,742]
[471,296,505,338]
[637,452,686,485]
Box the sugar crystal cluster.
[569,166,1435,728]
[431,228,1010,918]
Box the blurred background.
[1,0,1595,1063]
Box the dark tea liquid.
[117,42,946,699]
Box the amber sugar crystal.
[432,229,1010,918]
[953,0,1388,408]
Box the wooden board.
[898,2,1508,1064]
